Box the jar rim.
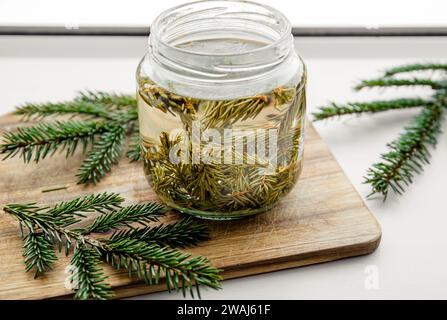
[150,0,292,57]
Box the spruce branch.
[384,63,447,77]
[0,120,109,162]
[315,61,447,200]
[108,108,138,125]
[103,239,221,297]
[5,202,80,258]
[8,193,124,233]
[187,163,226,201]
[15,101,112,120]
[4,203,77,243]
[70,243,113,300]
[84,202,167,233]
[23,232,57,278]
[313,98,430,121]
[76,125,126,184]
[3,194,220,299]
[202,96,269,129]
[48,192,124,216]
[109,217,210,248]
[76,91,136,109]
[1,92,140,185]
[126,127,142,162]
[364,105,444,199]
[355,78,445,91]
[47,192,124,227]
[15,95,138,124]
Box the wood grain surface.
[0,114,381,299]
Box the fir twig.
[70,243,113,300]
[3,194,220,300]
[1,92,140,185]
[126,127,142,162]
[384,63,447,76]
[0,120,109,162]
[364,105,444,199]
[84,202,166,233]
[355,78,445,91]
[23,232,57,278]
[313,98,430,121]
[76,91,136,109]
[202,96,269,129]
[48,192,124,219]
[315,61,447,200]
[76,126,126,184]
[103,239,221,297]
[108,217,210,248]
[15,101,112,120]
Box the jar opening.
[144,0,300,100]
[150,0,291,56]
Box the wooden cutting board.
[0,114,381,299]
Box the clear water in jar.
[175,38,267,54]
[138,40,306,220]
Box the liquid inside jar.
[175,38,268,54]
[138,38,306,220]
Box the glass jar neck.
[142,0,302,100]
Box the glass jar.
[136,0,306,220]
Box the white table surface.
[1,35,446,299]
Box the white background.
[0,0,446,28]
[1,0,447,300]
